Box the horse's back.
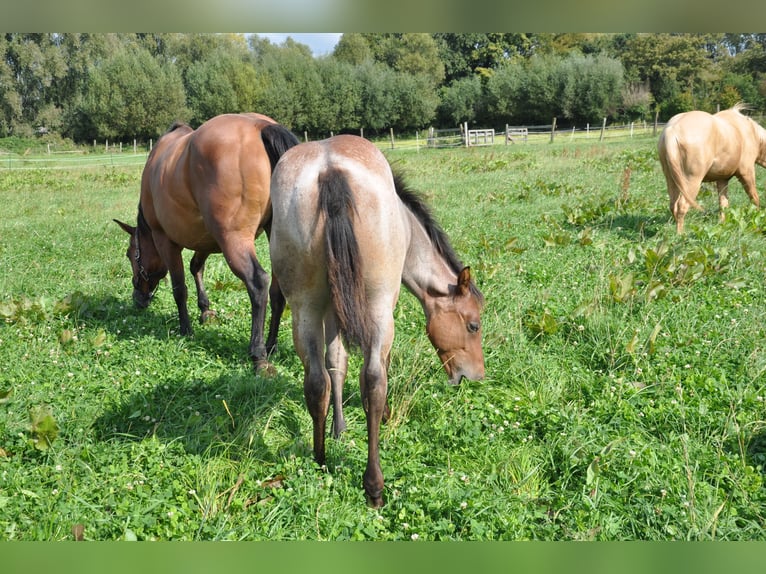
[659,108,748,180]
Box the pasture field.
[2,134,766,540]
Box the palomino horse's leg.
[189,251,216,323]
[716,180,731,223]
[736,170,761,210]
[293,307,331,466]
[324,312,348,438]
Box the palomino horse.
[658,103,766,233]
[269,135,485,506]
[114,113,299,370]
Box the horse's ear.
[113,219,135,235]
[456,266,472,297]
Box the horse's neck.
[401,211,456,307]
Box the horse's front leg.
[190,251,216,323]
[154,237,192,336]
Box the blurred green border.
[3,541,766,574]
[5,1,766,571]
[6,0,766,32]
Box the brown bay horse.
[658,103,766,233]
[269,135,485,506]
[114,113,299,370]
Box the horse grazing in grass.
[114,113,299,370]
[269,135,485,507]
[658,103,766,233]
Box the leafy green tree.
[252,39,324,133]
[314,58,362,133]
[558,53,625,123]
[353,60,402,132]
[438,75,485,126]
[432,33,536,81]
[185,48,264,125]
[333,33,371,65]
[1,34,67,136]
[73,45,187,141]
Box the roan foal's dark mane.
[392,170,484,302]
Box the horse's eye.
[468,321,480,334]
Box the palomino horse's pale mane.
[391,170,484,303]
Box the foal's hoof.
[254,358,277,377]
[200,309,217,324]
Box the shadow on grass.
[745,428,766,474]
[73,288,282,367]
[92,367,310,460]
[605,213,668,240]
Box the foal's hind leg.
[293,306,331,466]
[324,313,348,438]
[189,251,216,323]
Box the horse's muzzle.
[447,364,485,386]
[132,289,153,309]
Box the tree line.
[2,33,765,144]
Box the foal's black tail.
[318,168,370,349]
[260,123,300,171]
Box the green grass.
[2,134,766,540]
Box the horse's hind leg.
[265,272,285,356]
[293,306,331,466]
[716,180,731,223]
[324,313,348,438]
[224,246,271,370]
[190,251,215,323]
[360,313,395,508]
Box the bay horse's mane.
[392,170,484,302]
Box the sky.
[254,33,342,56]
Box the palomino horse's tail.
[318,168,371,349]
[260,123,300,170]
[660,133,703,213]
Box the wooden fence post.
[390,128,395,149]
[550,118,557,143]
[599,118,606,141]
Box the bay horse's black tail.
[318,168,370,349]
[261,123,300,171]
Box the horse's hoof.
[254,359,277,377]
[200,309,217,324]
[365,493,384,508]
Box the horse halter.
[132,207,164,288]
